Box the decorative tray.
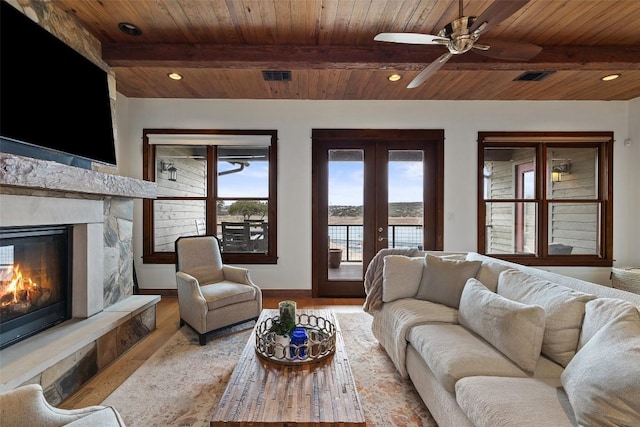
[254,313,336,365]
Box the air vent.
[514,71,556,82]
[262,70,292,81]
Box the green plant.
[269,304,296,337]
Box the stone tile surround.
[0,153,159,401]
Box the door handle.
[378,236,387,241]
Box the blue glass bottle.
[290,327,308,358]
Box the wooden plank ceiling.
[51,0,640,101]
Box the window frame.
[477,131,613,267]
[142,128,278,265]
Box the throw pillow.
[473,260,510,292]
[561,309,640,426]
[579,298,639,349]
[497,268,596,367]
[459,278,545,373]
[415,254,482,308]
[381,255,424,302]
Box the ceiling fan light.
[387,74,402,82]
[601,74,620,81]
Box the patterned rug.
[102,311,437,426]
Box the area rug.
[102,312,437,426]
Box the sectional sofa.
[364,250,640,427]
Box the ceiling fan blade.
[472,39,542,61]
[469,0,531,34]
[374,32,448,45]
[407,52,453,89]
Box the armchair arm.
[222,265,253,285]
[0,384,125,427]
[176,271,208,333]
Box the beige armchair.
[175,235,262,345]
[0,384,125,426]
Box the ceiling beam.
[103,44,640,71]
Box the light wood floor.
[60,296,365,410]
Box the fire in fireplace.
[0,225,72,349]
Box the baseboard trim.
[137,288,313,299]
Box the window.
[142,129,277,264]
[478,132,613,267]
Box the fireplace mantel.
[0,152,156,199]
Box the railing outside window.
[328,225,423,261]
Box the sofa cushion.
[579,297,639,349]
[498,268,596,367]
[561,308,640,426]
[381,255,424,302]
[415,254,482,308]
[408,324,528,394]
[371,298,458,378]
[471,259,510,292]
[459,278,545,374]
[455,377,576,427]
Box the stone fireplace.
[0,153,158,404]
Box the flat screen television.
[0,0,117,168]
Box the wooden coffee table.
[210,308,366,427]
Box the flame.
[0,264,39,307]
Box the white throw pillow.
[498,268,596,367]
[561,309,640,426]
[473,260,510,292]
[459,278,545,374]
[579,298,639,349]
[415,254,482,308]
[382,255,424,302]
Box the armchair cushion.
[200,281,259,310]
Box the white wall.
[115,96,638,289]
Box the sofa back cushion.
[459,278,546,374]
[415,254,482,308]
[579,297,640,349]
[469,258,511,292]
[498,269,596,367]
[381,255,424,302]
[561,308,640,426]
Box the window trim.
[142,128,278,265]
[477,131,613,267]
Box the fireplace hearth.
[0,225,72,349]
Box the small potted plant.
[268,301,297,356]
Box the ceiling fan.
[374,0,542,89]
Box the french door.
[311,129,444,297]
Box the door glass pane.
[548,202,600,255]
[388,150,424,249]
[548,148,598,199]
[484,148,536,200]
[485,202,537,255]
[328,149,363,280]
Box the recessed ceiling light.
[118,22,142,36]
[601,74,620,81]
[388,74,402,82]
[168,72,183,81]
